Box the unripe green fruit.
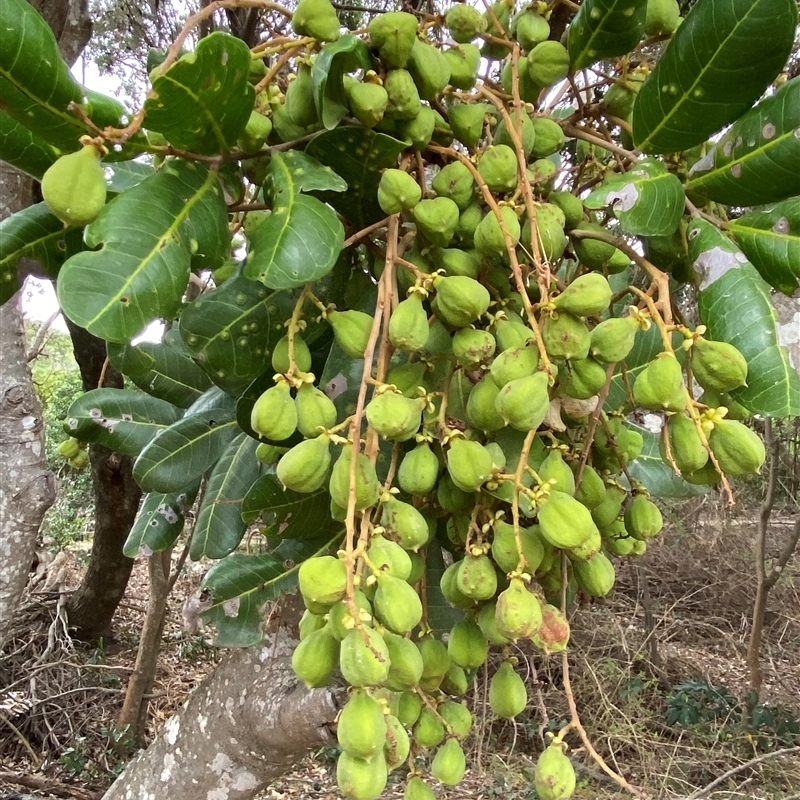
[384,69,421,120]
[449,102,490,149]
[435,247,481,279]
[559,357,607,400]
[340,627,391,687]
[446,3,486,42]
[539,449,576,495]
[255,441,281,466]
[384,714,410,771]
[691,338,748,393]
[292,0,340,41]
[522,202,568,262]
[474,206,521,256]
[366,389,425,442]
[548,191,584,230]
[456,553,498,601]
[662,412,708,474]
[329,443,381,511]
[405,776,436,800]
[478,144,518,193]
[414,197,460,247]
[440,561,475,609]
[368,11,418,68]
[291,625,338,688]
[42,144,106,227]
[296,384,337,437]
[398,442,440,495]
[495,576,543,639]
[438,701,472,739]
[633,355,686,412]
[397,691,423,727]
[271,334,312,374]
[527,40,569,86]
[448,617,488,669]
[624,494,663,540]
[491,520,545,574]
[414,706,445,748]
[571,222,616,269]
[452,327,496,366]
[348,81,389,128]
[385,360,428,396]
[447,437,494,492]
[573,464,606,510]
[534,743,576,800]
[491,344,540,387]
[299,556,347,610]
[590,315,640,363]
[368,535,412,580]
[338,689,387,758]
[58,438,81,459]
[709,419,765,476]
[494,110,535,158]
[250,381,297,441]
[552,273,612,317]
[384,631,424,690]
[538,490,598,549]
[455,202,484,245]
[568,523,602,560]
[277,434,332,493]
[436,474,472,515]
[495,371,550,431]
[431,161,475,210]
[573,551,616,597]
[511,9,550,50]
[530,116,566,158]
[374,573,423,633]
[532,604,571,654]
[329,592,371,641]
[441,662,469,696]
[417,635,451,692]
[408,38,451,99]
[431,738,466,785]
[381,496,431,551]
[542,312,591,361]
[432,275,490,328]
[298,609,326,640]
[528,158,558,188]
[490,661,527,718]
[466,373,506,431]
[237,110,272,153]
[328,310,374,358]
[285,65,318,128]
[493,317,533,351]
[378,169,422,215]
[591,483,627,529]
[477,601,511,645]
[336,750,387,800]
[645,0,681,36]
[501,55,542,103]
[603,80,640,121]
[443,43,482,90]
[398,105,436,150]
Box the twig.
[342,216,392,249]
[0,708,41,766]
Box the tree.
[1,0,799,798]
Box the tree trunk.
[102,630,340,800]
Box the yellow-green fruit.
[447,438,494,492]
[431,738,466,786]
[444,43,482,90]
[539,449,576,495]
[492,520,545,574]
[645,0,681,36]
[398,105,436,150]
[552,273,612,317]
[573,551,615,597]
[527,40,570,86]
[491,344,540,387]
[285,64,318,128]
[606,248,632,276]
[237,110,273,153]
[532,604,570,654]
[591,483,627,529]
[446,3,486,42]
[329,592,371,641]
[295,385,336,438]
[691,338,748,393]
[568,524,602,560]
[435,247,481,279]
[493,315,532,351]
[432,275,490,327]
[663,412,708,474]
[336,750,387,800]
[368,11,418,68]
[277,434,331,493]
[439,700,472,738]
[478,144,518,193]
[590,315,639,362]
[366,390,425,441]
[456,553,498,601]
[573,464,606,510]
[448,617,488,669]
[398,442,439,495]
[528,158,558,188]
[255,442,282,465]
[414,706,445,747]
[384,631,424,690]
[559,357,608,400]
[271,333,312,374]
[67,450,89,470]
[495,577,542,640]
[292,0,340,41]
[440,563,473,612]
[624,494,663,540]
[374,573,423,633]
[448,102,490,150]
[441,663,468,695]
[417,636,451,692]
[405,776,436,800]
[338,689,387,759]
[329,443,381,511]
[58,438,81,458]
[42,144,106,227]
[378,169,422,215]
[368,536,412,580]
[633,355,687,412]
[298,556,347,610]
[490,661,528,718]
[494,110,535,158]
[571,222,616,269]
[602,78,642,120]
[381,497,431,551]
[474,206,521,257]
[328,310,374,358]
[495,371,550,431]
[511,9,550,50]
[548,191,584,230]
[291,624,339,687]
[534,743,576,800]
[348,81,389,128]
[250,381,297,441]
[298,609,326,640]
[522,202,568,262]
[384,714,410,771]
[431,161,475,210]
[501,55,542,103]
[478,601,511,645]
[455,203,484,245]
[414,197,460,247]
[385,69,421,120]
[398,691,423,727]
[340,628,391,687]
[482,0,512,57]
[385,360,428,396]
[708,419,765,476]
[530,116,566,158]
[538,490,598,549]
[452,327,496,366]
[466,373,506,431]
[408,38,451,99]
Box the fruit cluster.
[57,436,90,470]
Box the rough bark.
[103,630,339,800]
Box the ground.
[1,494,798,800]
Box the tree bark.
[102,630,340,800]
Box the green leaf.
[0,111,59,179]
[728,199,800,295]
[684,78,800,206]
[122,483,200,558]
[632,0,798,154]
[568,0,648,70]
[179,275,295,396]
[688,218,800,417]
[190,434,263,560]
[0,202,83,305]
[584,158,684,236]
[269,149,348,195]
[106,339,213,408]
[57,160,229,343]
[202,589,271,647]
[105,159,156,193]
[144,32,254,154]
[312,34,372,130]
[65,388,182,456]
[305,126,407,229]
[245,151,345,289]
[241,471,334,538]
[133,402,239,494]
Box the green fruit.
[42,144,106,227]
[237,110,272,153]
[449,102,490,149]
[384,631,424,690]
[328,310,374,358]
[405,776,436,800]
[431,738,466,785]
[591,483,627,529]
[381,497,431,551]
[495,371,550,431]
[633,355,686,412]
[532,604,570,654]
[478,144,518,193]
[435,247,481,279]
[571,222,616,269]
[378,169,422,215]
[548,191,584,230]
[250,380,297,441]
[573,551,615,597]
[559,357,608,400]
[439,701,472,740]
[329,443,381,511]
[455,202,484,245]
[298,609,326,640]
[436,474,472,514]
[384,714,410,771]
[452,327,496,367]
[494,110,535,158]
[367,389,425,442]
[386,360,428,396]
[296,384,337,437]
[527,41,570,86]
[495,577,542,639]
[662,412,708,474]
[417,635,451,692]
[271,333,312,374]
[490,344,540,387]
[446,3,486,42]
[442,664,468,696]
[492,520,545,574]
[474,206,521,257]
[708,419,765,476]
[477,601,511,645]
[440,561,477,609]
[530,117,566,158]
[528,158,558,189]
[408,38,451,99]
[645,0,681,36]
[329,592,372,641]
[338,689,387,758]
[466,373,506,431]
[432,161,475,210]
[336,750,387,800]
[398,105,436,150]
[432,275,491,327]
[624,494,663,540]
[691,338,748,393]
[292,0,340,41]
[501,55,542,103]
[385,69,421,120]
[511,9,550,50]
[602,78,643,120]
[539,449,576,495]
[522,202,567,262]
[277,434,332,492]
[348,81,389,128]
[567,523,602,560]
[298,556,347,610]
[494,316,533,351]
[340,627,391,687]
[573,464,606,510]
[68,449,90,470]
[447,437,494,492]
[414,707,445,748]
[368,11,418,68]
[448,617,488,669]
[443,43,482,90]
[490,661,527,718]
[368,535,412,580]
[538,490,598,549]
[414,197,460,247]
[397,691,423,727]
[552,273,612,317]
[374,573,423,633]
[590,315,640,362]
[398,442,440,495]
[285,64,318,128]
[291,624,339,687]
[58,438,81,458]
[534,743,576,800]
[542,312,591,361]
[457,553,498,601]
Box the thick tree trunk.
[103,630,340,800]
